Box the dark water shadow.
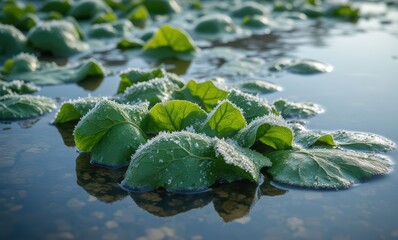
[77,76,104,91]
[75,153,128,203]
[54,122,76,147]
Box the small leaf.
[269,59,333,74]
[173,80,229,112]
[0,95,56,120]
[194,14,236,34]
[273,99,324,119]
[226,89,275,124]
[127,5,149,26]
[118,68,165,93]
[74,100,147,168]
[0,23,27,56]
[117,37,144,50]
[233,80,282,95]
[267,149,393,189]
[231,2,268,18]
[202,100,246,138]
[122,131,217,192]
[69,0,112,20]
[0,80,39,96]
[214,139,271,182]
[53,97,103,124]
[120,77,180,107]
[143,25,197,58]
[236,114,293,150]
[143,100,207,133]
[41,0,72,15]
[143,0,181,15]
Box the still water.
[1,3,398,240]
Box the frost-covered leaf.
[143,25,197,59]
[1,53,40,76]
[0,95,56,120]
[267,149,393,189]
[0,23,27,56]
[236,114,293,150]
[143,100,207,133]
[242,16,270,29]
[118,68,164,93]
[214,139,271,182]
[117,37,144,50]
[122,131,217,192]
[74,100,148,168]
[202,100,246,138]
[226,89,275,124]
[269,59,333,74]
[27,20,88,56]
[293,125,395,152]
[120,77,180,107]
[122,131,268,192]
[4,56,105,86]
[233,80,282,95]
[87,20,133,38]
[0,80,39,96]
[173,80,229,112]
[273,99,324,119]
[53,97,103,124]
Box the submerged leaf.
[74,100,148,168]
[236,114,293,150]
[173,80,229,112]
[202,100,246,138]
[0,95,56,120]
[273,99,324,119]
[267,149,392,189]
[27,20,88,56]
[143,100,207,133]
[226,89,275,124]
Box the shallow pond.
[1,1,398,240]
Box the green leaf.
[53,97,103,124]
[233,80,282,95]
[91,12,117,24]
[27,20,88,56]
[231,2,268,18]
[122,132,269,192]
[242,16,270,29]
[127,5,149,26]
[41,0,72,15]
[226,89,275,124]
[269,59,333,74]
[69,0,112,19]
[2,53,40,76]
[267,149,392,189]
[0,95,56,120]
[143,25,197,57]
[201,100,246,138]
[173,80,229,112]
[0,24,27,56]
[193,14,236,34]
[118,68,165,93]
[214,139,271,182]
[5,58,105,86]
[273,99,324,119]
[143,0,181,15]
[120,77,180,107]
[122,131,217,192]
[74,100,148,168]
[236,114,293,150]
[117,37,144,50]
[142,100,207,133]
[293,125,395,152]
[326,4,360,21]
[0,80,39,96]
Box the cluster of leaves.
[53,68,395,192]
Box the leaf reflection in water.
[54,121,76,147]
[75,153,127,203]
